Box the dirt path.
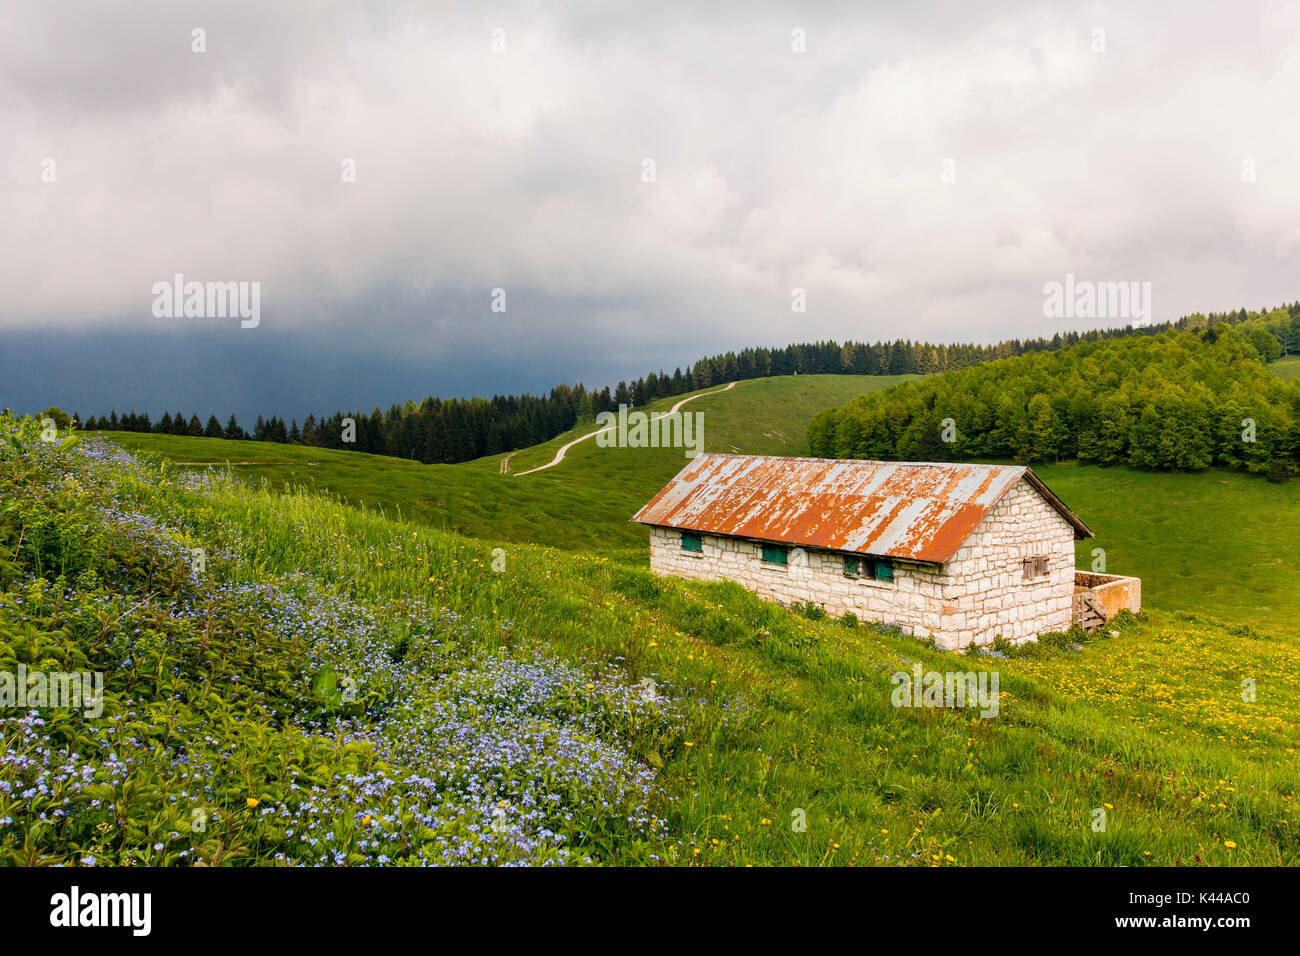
[513,380,737,477]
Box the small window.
[681,531,703,553]
[1022,555,1048,580]
[846,556,894,582]
[761,543,789,566]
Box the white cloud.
[4,0,1300,361]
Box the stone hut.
[633,453,1126,649]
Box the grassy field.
[1271,355,1300,383]
[89,374,915,555]
[91,373,1300,635]
[4,417,1295,866]
[1031,463,1298,634]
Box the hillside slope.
[94,373,1299,633]
[5,421,1296,866]
[1272,355,1300,383]
[90,374,915,552]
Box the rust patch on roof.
[631,454,1092,564]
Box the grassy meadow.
[10,369,1297,867]
[89,374,915,555]
[91,374,1300,635]
[1271,355,1300,383]
[4,417,1297,866]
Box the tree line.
[808,315,1300,481]
[80,301,1300,465]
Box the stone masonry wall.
[646,477,1076,649]
[939,480,1076,647]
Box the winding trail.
[512,380,737,476]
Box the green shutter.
[843,555,860,577]
[761,543,788,566]
[681,531,703,553]
[876,560,894,583]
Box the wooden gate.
[1073,590,1105,630]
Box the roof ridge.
[633,454,1090,563]
[696,451,1023,469]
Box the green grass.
[92,373,1300,634]
[6,419,1295,866]
[475,373,918,475]
[1036,462,1300,633]
[1270,355,1300,383]
[90,374,915,556]
[83,433,623,553]
[13,365,1297,868]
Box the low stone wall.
[647,525,948,638]
[1074,571,1142,623]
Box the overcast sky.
[4,0,1300,419]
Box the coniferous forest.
[77,302,1300,467]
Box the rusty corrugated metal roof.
[631,454,1092,565]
